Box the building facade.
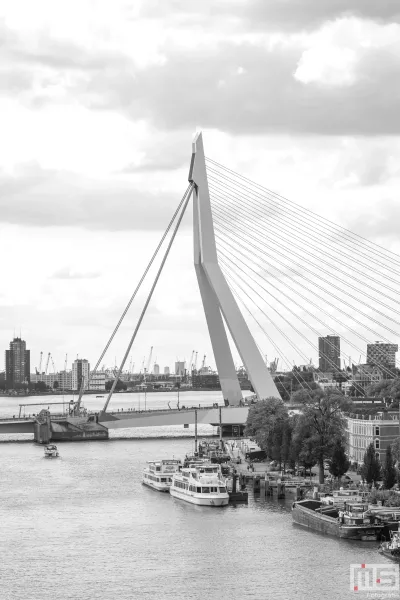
[153,364,160,375]
[164,366,170,375]
[175,361,185,377]
[72,359,90,391]
[346,411,399,465]
[367,342,398,368]
[88,372,106,391]
[318,335,340,372]
[5,337,30,389]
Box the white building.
[72,359,90,391]
[30,373,60,388]
[153,363,160,375]
[88,372,106,391]
[164,366,170,375]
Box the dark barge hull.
[292,500,382,541]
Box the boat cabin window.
[219,487,226,493]
[202,487,210,493]
[197,487,201,493]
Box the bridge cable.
[206,157,400,269]
[102,184,194,414]
[73,184,193,412]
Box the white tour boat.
[170,462,229,506]
[142,459,182,492]
[44,444,59,458]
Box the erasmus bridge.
[1,133,400,441]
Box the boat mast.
[194,409,198,454]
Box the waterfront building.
[57,370,73,390]
[191,373,220,389]
[88,372,106,391]
[367,341,398,368]
[5,337,30,389]
[345,410,399,465]
[153,363,160,375]
[318,335,340,372]
[164,366,170,375]
[72,359,90,391]
[175,361,185,377]
[30,373,59,388]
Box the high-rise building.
[318,335,340,372]
[5,337,30,389]
[153,363,160,375]
[72,359,90,391]
[175,361,185,376]
[367,342,398,368]
[88,371,105,391]
[164,366,170,375]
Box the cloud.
[50,268,100,279]
[0,163,189,231]
[141,0,400,31]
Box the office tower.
[318,335,340,372]
[5,337,30,388]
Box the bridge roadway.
[0,405,250,435]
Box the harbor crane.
[44,352,51,375]
[201,354,206,369]
[144,346,153,381]
[187,350,195,373]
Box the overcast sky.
[1,0,399,374]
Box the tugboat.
[44,444,59,458]
[379,527,400,560]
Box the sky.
[1,0,400,374]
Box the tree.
[329,440,350,479]
[105,379,127,392]
[383,445,397,489]
[35,381,47,393]
[53,381,59,389]
[294,391,351,483]
[391,438,400,465]
[245,397,289,461]
[361,443,382,485]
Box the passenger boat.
[44,444,59,458]
[198,439,230,464]
[142,459,182,492]
[170,462,229,506]
[292,500,384,540]
[379,527,400,560]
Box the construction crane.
[201,354,206,369]
[44,352,51,375]
[140,356,145,375]
[51,355,56,374]
[64,354,68,372]
[187,350,195,373]
[38,351,43,376]
[144,346,153,382]
[193,351,198,371]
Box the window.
[197,487,201,493]
[202,487,210,494]
[375,426,380,436]
[219,487,226,493]
[375,439,380,449]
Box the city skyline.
[1,2,400,375]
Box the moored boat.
[44,444,59,458]
[379,528,400,560]
[170,462,229,506]
[142,459,182,492]
[292,500,384,541]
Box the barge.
[292,499,384,541]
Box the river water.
[0,392,394,599]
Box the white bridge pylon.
[189,132,281,406]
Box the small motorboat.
[379,528,400,560]
[44,444,59,458]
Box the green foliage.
[35,381,48,393]
[361,443,382,484]
[383,445,397,489]
[245,397,290,467]
[391,438,400,464]
[329,440,350,479]
[53,381,59,389]
[366,378,400,399]
[105,379,127,392]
